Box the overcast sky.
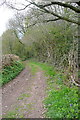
[0,5,15,36]
[0,0,28,36]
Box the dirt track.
[2,64,46,118]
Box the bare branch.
[40,2,80,13]
[4,0,80,25]
[0,0,6,6]
[44,8,79,25]
[76,1,80,6]
[30,2,80,25]
[5,2,31,11]
[13,30,24,45]
[43,18,60,22]
[26,2,80,25]
[71,75,80,87]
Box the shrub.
[0,60,24,86]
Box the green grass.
[28,62,40,75]
[4,109,24,118]
[17,93,30,100]
[28,61,79,119]
[4,110,19,118]
[0,60,24,86]
[4,102,32,118]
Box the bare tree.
[3,0,80,25]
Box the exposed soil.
[2,63,47,118]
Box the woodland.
[0,0,80,119]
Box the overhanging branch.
[4,1,80,25]
[30,2,80,25]
[41,2,80,13]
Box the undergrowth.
[0,60,24,86]
[28,61,79,119]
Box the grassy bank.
[28,61,79,119]
[0,60,24,86]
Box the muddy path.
[2,62,47,118]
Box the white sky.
[0,0,28,36]
[0,5,15,36]
[0,0,30,36]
